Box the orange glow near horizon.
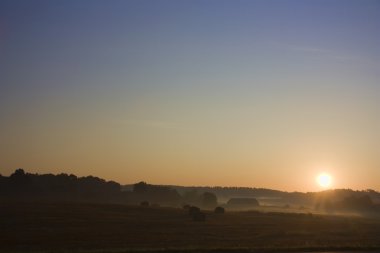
[1,1,379,193]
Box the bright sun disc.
[316,173,332,188]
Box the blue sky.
[0,0,379,191]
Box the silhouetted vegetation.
[313,190,380,214]
[188,206,201,216]
[315,194,376,213]
[0,169,122,203]
[214,206,225,214]
[201,192,217,209]
[2,169,380,215]
[186,205,205,222]
[0,169,183,206]
[126,184,380,213]
[158,185,380,211]
[133,181,181,206]
[179,190,219,209]
[339,195,374,211]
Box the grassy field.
[1,202,380,253]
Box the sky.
[0,0,379,192]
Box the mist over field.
[1,0,380,252]
[1,169,380,252]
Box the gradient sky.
[1,0,379,191]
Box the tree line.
[1,169,379,213]
[0,169,218,208]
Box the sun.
[316,173,332,189]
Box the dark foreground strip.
[3,246,380,253]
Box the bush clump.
[188,206,201,216]
[140,201,149,207]
[214,206,225,214]
[188,206,206,222]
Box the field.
[1,202,380,253]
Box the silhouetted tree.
[338,195,374,211]
[188,206,201,216]
[132,182,181,206]
[201,192,217,208]
[182,190,200,205]
[133,182,148,194]
[9,168,31,192]
[187,205,206,221]
[10,168,26,178]
[214,206,225,214]
[0,174,6,192]
[0,169,123,202]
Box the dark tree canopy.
[214,206,225,214]
[0,169,122,203]
[132,181,181,206]
[201,192,217,208]
[133,182,148,194]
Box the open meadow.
[1,202,380,253]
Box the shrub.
[187,206,206,222]
[188,206,201,216]
[140,201,149,207]
[214,206,225,214]
[201,192,217,208]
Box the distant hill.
[1,169,380,213]
[124,183,380,207]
